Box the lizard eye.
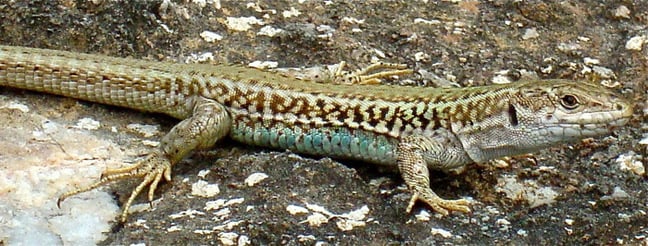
[560,94,580,109]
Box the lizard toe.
[408,188,472,216]
[118,151,173,222]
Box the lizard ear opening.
[507,103,519,126]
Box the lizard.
[0,45,634,222]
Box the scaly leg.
[397,134,473,215]
[58,97,231,222]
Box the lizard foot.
[333,61,413,85]
[406,187,471,216]
[58,150,172,222]
[273,61,412,84]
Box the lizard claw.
[116,151,172,222]
[58,150,173,222]
[406,188,471,215]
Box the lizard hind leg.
[57,97,231,222]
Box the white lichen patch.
[223,16,264,32]
[141,140,160,147]
[614,5,631,19]
[185,52,215,63]
[244,172,269,186]
[496,175,559,208]
[415,210,432,221]
[522,28,539,40]
[491,74,511,84]
[297,234,317,242]
[616,151,645,176]
[168,209,206,219]
[74,117,101,130]
[564,218,575,226]
[517,229,528,237]
[413,18,441,25]
[339,205,369,221]
[305,203,334,217]
[218,232,239,246]
[430,227,453,238]
[167,225,183,232]
[238,235,251,246]
[226,197,245,206]
[198,169,211,178]
[213,207,231,219]
[414,51,430,62]
[131,219,149,229]
[639,136,648,145]
[291,203,370,231]
[286,205,310,215]
[257,25,283,37]
[625,35,646,51]
[316,24,335,39]
[193,229,212,235]
[205,199,227,211]
[1,101,30,112]
[213,220,244,231]
[496,218,511,231]
[336,219,366,231]
[200,30,223,42]
[583,57,600,65]
[248,60,278,69]
[282,7,301,18]
[191,180,220,197]
[204,197,244,218]
[305,213,329,227]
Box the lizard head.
[456,80,633,163]
[512,80,633,142]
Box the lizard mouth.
[547,111,631,138]
[574,101,633,127]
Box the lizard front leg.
[397,133,473,215]
[58,96,231,222]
